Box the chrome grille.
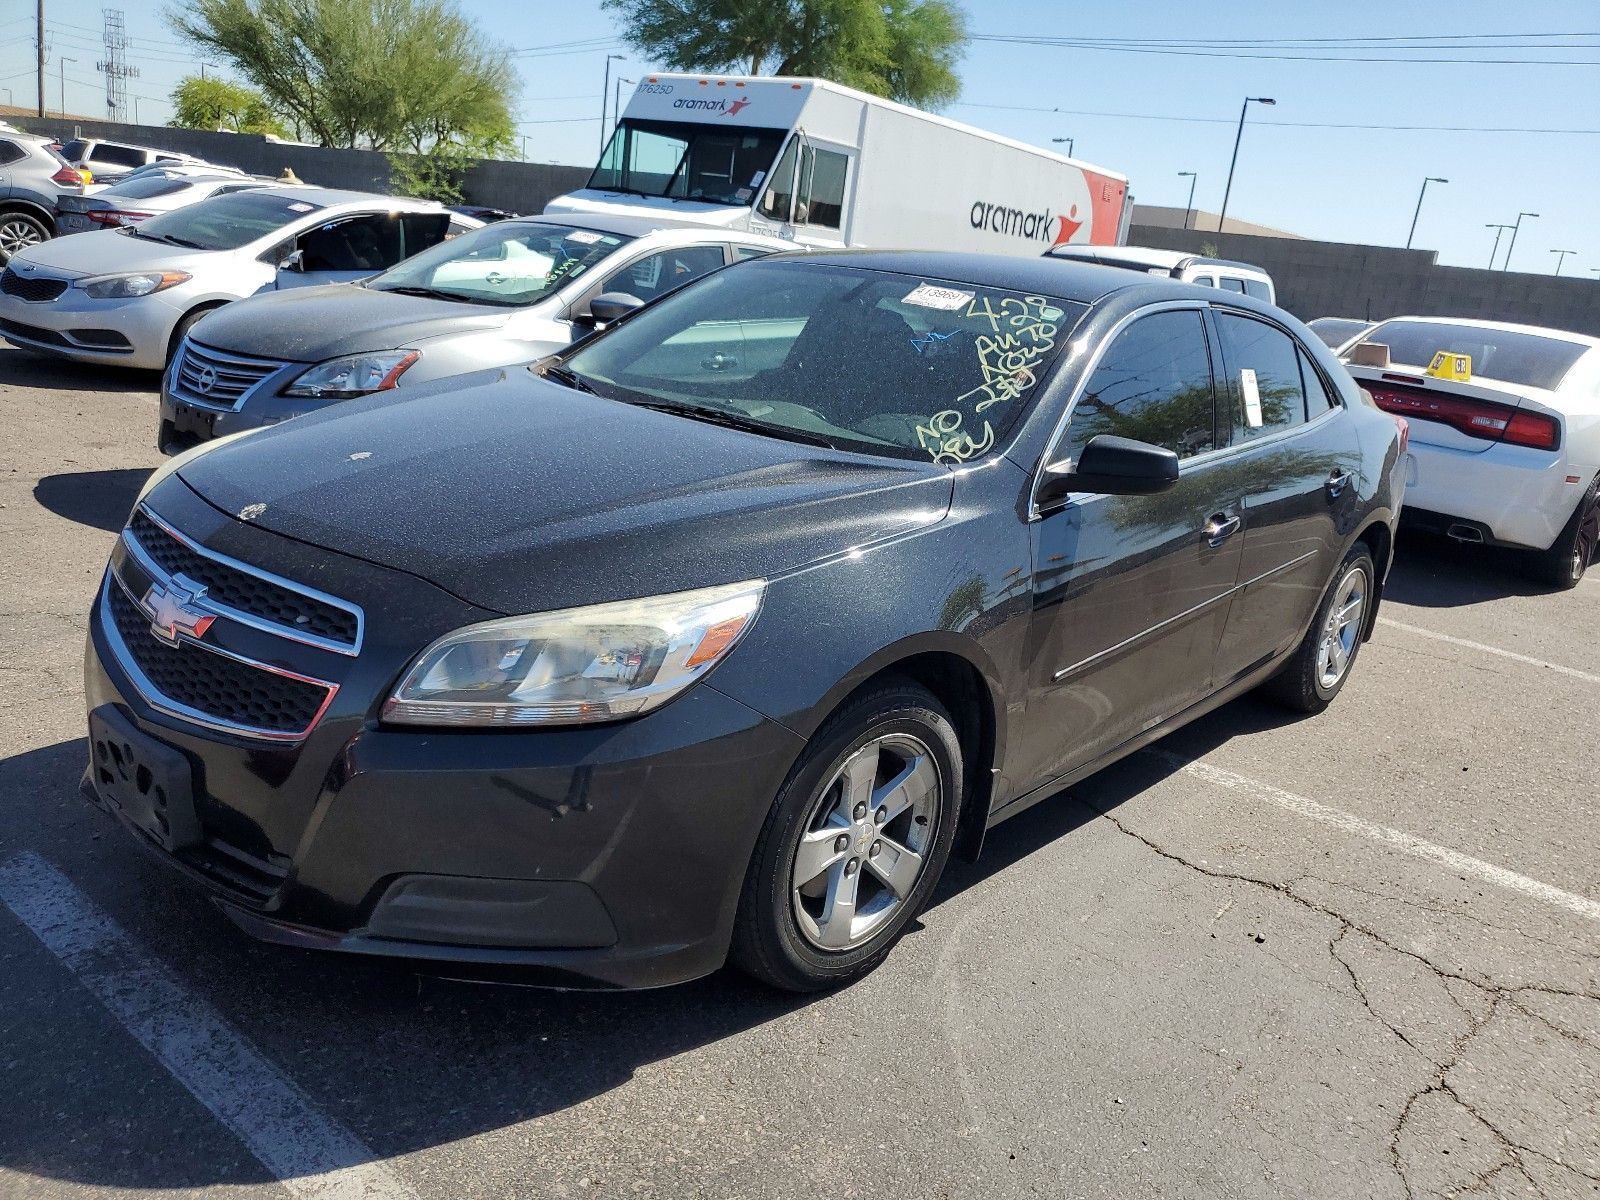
[169,339,286,411]
[0,268,68,302]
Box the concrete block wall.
[1128,225,1600,338]
[11,117,589,216]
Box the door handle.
[1326,470,1353,500]
[1204,513,1241,547]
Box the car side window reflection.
[1062,310,1218,463]
[1216,312,1308,441]
[602,246,726,303]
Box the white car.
[0,187,478,369]
[1044,245,1276,302]
[56,173,280,234]
[1343,316,1600,587]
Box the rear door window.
[1063,309,1219,461]
[1300,349,1338,416]
[1243,278,1272,301]
[0,140,24,166]
[1219,277,1247,294]
[1216,312,1308,441]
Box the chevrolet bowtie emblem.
[140,580,215,646]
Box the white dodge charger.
[1343,316,1600,588]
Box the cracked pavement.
[2,344,1598,1198]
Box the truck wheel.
[1524,477,1599,590]
[1262,544,1375,714]
[730,680,962,992]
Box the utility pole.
[1550,249,1576,276]
[1178,171,1197,231]
[1485,223,1514,269]
[1218,96,1275,233]
[1503,211,1538,272]
[36,0,46,117]
[599,53,624,156]
[1405,176,1447,249]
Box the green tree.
[169,75,288,136]
[168,0,516,152]
[601,0,966,107]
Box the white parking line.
[1378,616,1600,687]
[0,852,417,1200]
[1151,753,1600,925]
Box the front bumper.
[1401,440,1584,551]
[0,286,179,369]
[83,484,806,988]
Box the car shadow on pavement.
[33,468,152,533]
[0,345,162,394]
[1383,529,1573,607]
[0,697,1306,1192]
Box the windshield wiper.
[538,363,600,395]
[376,285,463,302]
[627,398,842,449]
[149,233,206,249]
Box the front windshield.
[132,191,325,251]
[1355,319,1589,391]
[366,220,634,306]
[589,119,785,206]
[562,260,1087,463]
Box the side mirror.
[278,248,304,273]
[587,291,644,326]
[1036,435,1181,511]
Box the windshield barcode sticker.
[902,284,975,311]
[1240,368,1264,427]
[286,202,314,212]
[566,230,603,244]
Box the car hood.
[10,227,217,279]
[189,284,516,363]
[174,371,953,615]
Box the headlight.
[383,580,765,728]
[77,271,191,299]
[283,351,420,400]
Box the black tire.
[165,305,222,366]
[1262,544,1376,714]
[730,680,963,992]
[0,211,50,266]
[1523,478,1599,590]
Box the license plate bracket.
[88,705,202,852]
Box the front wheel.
[730,681,962,991]
[1523,480,1599,590]
[1262,544,1375,714]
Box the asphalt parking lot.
[1,344,1596,1200]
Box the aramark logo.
[970,200,1084,246]
[672,95,752,116]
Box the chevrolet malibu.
[84,251,1404,991]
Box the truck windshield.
[589,119,786,207]
[561,260,1087,463]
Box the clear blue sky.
[4,0,1597,275]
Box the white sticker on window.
[566,230,603,244]
[287,202,314,212]
[901,284,974,311]
[750,170,766,187]
[1240,368,1263,428]
[734,187,752,201]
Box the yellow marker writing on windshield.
[1426,351,1472,382]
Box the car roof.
[261,186,447,210]
[754,248,1240,306]
[1046,244,1271,277]
[1366,314,1600,351]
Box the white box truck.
[545,73,1131,255]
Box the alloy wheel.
[0,218,44,262]
[1316,565,1367,690]
[791,733,941,951]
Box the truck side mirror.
[1035,435,1180,512]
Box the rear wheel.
[730,680,962,991]
[0,212,49,265]
[1523,479,1599,590]
[1262,544,1375,714]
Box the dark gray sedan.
[85,251,1404,991]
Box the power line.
[970,34,1600,66]
[952,100,1600,135]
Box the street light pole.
[599,53,625,156]
[1051,136,1075,156]
[58,57,76,118]
[1485,223,1514,269]
[1178,171,1197,230]
[1551,249,1576,276]
[1405,176,1448,249]
[1503,212,1539,272]
[1217,96,1275,233]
